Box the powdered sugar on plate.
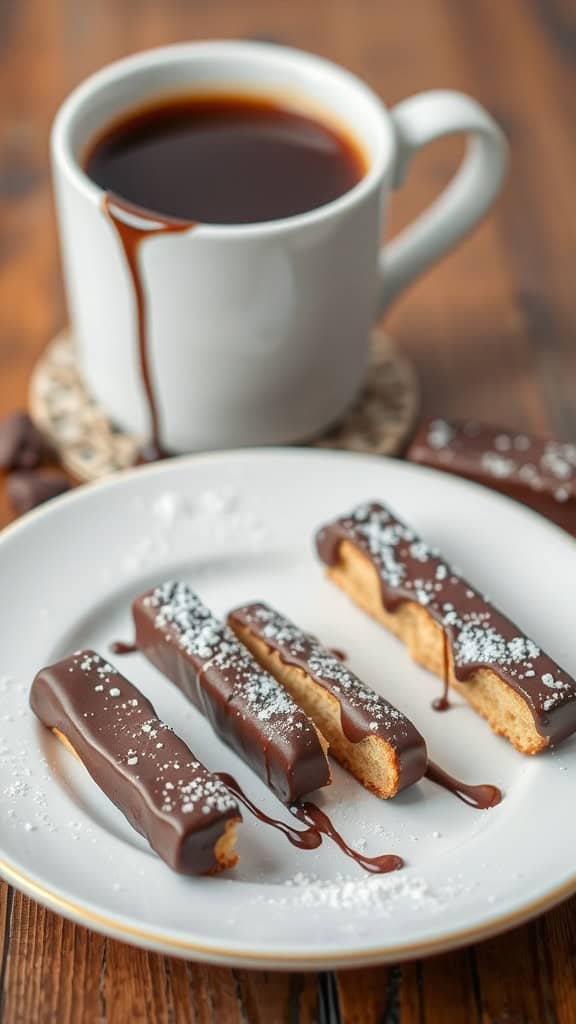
[121,488,266,572]
[256,870,475,917]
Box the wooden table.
[1,1,575,1021]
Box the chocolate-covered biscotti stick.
[30,651,241,875]
[407,418,576,535]
[131,583,331,804]
[316,502,576,754]
[229,602,427,798]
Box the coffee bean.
[0,411,49,471]
[7,469,70,515]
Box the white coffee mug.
[52,41,507,453]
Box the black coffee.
[84,93,367,224]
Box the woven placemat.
[29,330,419,483]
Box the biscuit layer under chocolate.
[229,602,427,793]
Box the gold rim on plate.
[1,857,574,966]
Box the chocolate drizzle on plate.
[110,640,138,655]
[216,772,321,851]
[425,760,502,809]
[103,195,193,462]
[217,772,403,873]
[292,801,404,874]
[316,502,576,745]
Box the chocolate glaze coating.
[30,651,240,875]
[229,602,427,793]
[407,419,576,535]
[132,583,331,804]
[316,502,576,747]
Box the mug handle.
[378,90,508,312]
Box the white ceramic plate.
[1,449,575,969]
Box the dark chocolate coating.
[229,602,427,793]
[316,502,576,747]
[132,583,331,804]
[407,419,576,536]
[30,651,240,874]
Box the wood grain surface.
[1,1,576,1021]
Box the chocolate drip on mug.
[217,772,403,874]
[425,760,502,809]
[103,195,193,461]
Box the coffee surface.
[84,93,366,224]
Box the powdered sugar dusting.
[0,678,58,834]
[418,419,576,502]
[55,651,237,820]
[147,583,315,737]
[237,603,417,747]
[428,420,455,450]
[481,453,515,479]
[257,871,473,916]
